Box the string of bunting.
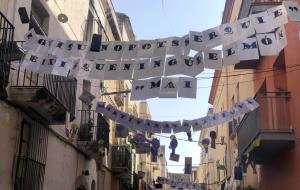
[95,97,259,134]
[19,2,300,101]
[156,176,206,190]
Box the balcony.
[236,91,295,164]
[0,12,14,100]
[111,145,132,175]
[8,65,77,125]
[77,111,110,163]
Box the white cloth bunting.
[20,3,297,88]
[96,98,259,134]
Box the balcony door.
[14,118,48,190]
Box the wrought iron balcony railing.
[112,145,132,174]
[9,63,77,124]
[0,11,14,100]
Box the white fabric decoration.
[166,37,183,55]
[268,5,288,29]
[164,55,183,76]
[177,77,197,99]
[107,41,125,60]
[52,58,73,77]
[88,60,106,80]
[147,77,162,99]
[149,56,165,77]
[203,49,223,70]
[131,79,148,101]
[137,40,155,58]
[275,26,288,53]
[153,39,168,57]
[202,26,222,48]
[117,59,135,80]
[237,17,256,39]
[20,51,43,72]
[283,1,300,22]
[133,58,151,79]
[159,77,179,98]
[103,60,124,80]
[257,33,279,56]
[181,53,204,77]
[239,37,259,61]
[223,42,240,66]
[220,22,238,45]
[122,42,138,59]
[37,54,56,74]
[189,31,206,51]
[181,34,191,55]
[250,11,275,33]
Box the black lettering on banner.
[100,44,109,51]
[164,81,176,88]
[123,64,131,70]
[154,60,161,68]
[261,36,272,45]
[139,63,145,70]
[56,41,64,48]
[278,31,284,39]
[273,9,283,18]
[96,64,105,70]
[38,39,47,46]
[172,40,179,47]
[82,63,90,71]
[256,16,265,24]
[242,41,257,49]
[27,33,33,39]
[120,114,126,119]
[30,55,38,62]
[184,81,192,88]
[128,117,134,122]
[142,43,151,50]
[168,59,177,66]
[224,26,233,34]
[49,58,55,65]
[208,32,218,40]
[109,64,117,71]
[77,44,87,50]
[128,44,137,51]
[60,61,67,67]
[226,48,235,56]
[135,85,145,90]
[114,45,123,51]
[289,6,299,12]
[67,43,73,51]
[150,80,161,89]
[41,59,46,65]
[195,55,202,64]
[184,58,194,67]
[157,41,165,48]
[208,53,218,60]
[241,20,250,29]
[193,35,203,42]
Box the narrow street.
[1,0,300,190]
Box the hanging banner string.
[95,97,259,134]
[19,2,300,101]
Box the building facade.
[0,0,144,190]
[199,0,300,190]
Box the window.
[85,10,94,41]
[30,0,49,35]
[14,118,48,190]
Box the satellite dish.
[58,13,68,23]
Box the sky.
[112,0,226,173]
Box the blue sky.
[112,0,226,173]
